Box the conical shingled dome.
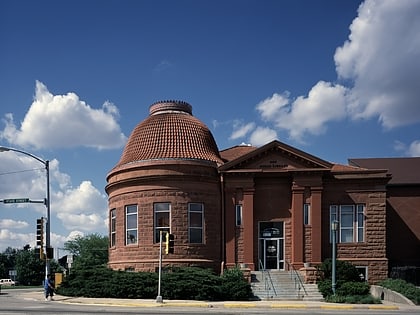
[116,100,222,167]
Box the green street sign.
[3,198,30,204]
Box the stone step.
[250,271,324,301]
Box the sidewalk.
[21,290,418,311]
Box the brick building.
[106,100,420,284]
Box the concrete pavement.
[20,290,419,311]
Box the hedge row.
[56,266,252,301]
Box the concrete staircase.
[250,270,324,301]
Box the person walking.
[44,274,54,301]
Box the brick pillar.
[311,186,322,265]
[243,189,255,270]
[291,183,304,266]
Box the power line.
[0,167,44,176]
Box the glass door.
[259,222,284,270]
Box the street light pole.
[0,146,51,277]
[331,220,339,295]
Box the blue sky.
[1,0,419,254]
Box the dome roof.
[115,100,222,167]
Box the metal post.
[45,160,51,276]
[156,231,163,303]
[0,146,51,280]
[331,220,338,295]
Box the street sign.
[3,198,30,204]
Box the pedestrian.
[44,274,54,301]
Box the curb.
[22,292,404,310]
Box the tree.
[64,234,108,270]
[15,248,44,285]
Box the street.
[0,288,418,315]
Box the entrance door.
[259,222,284,270]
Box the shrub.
[220,267,252,301]
[317,259,362,282]
[316,259,378,304]
[56,266,251,301]
[336,281,370,296]
[379,278,420,305]
[162,267,222,300]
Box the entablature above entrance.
[219,140,333,173]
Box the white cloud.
[54,180,108,231]
[249,127,277,147]
[0,150,107,252]
[0,81,127,150]
[229,121,256,140]
[408,140,420,157]
[0,219,29,229]
[335,0,420,128]
[256,92,290,121]
[256,82,347,142]
[0,151,48,204]
[0,229,34,250]
[248,0,420,143]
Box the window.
[125,205,138,245]
[329,204,365,243]
[110,209,116,247]
[154,203,170,243]
[235,204,242,226]
[303,203,310,225]
[189,203,204,243]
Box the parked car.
[0,279,16,286]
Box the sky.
[1,0,420,255]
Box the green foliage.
[318,259,362,282]
[57,266,252,301]
[0,247,17,278]
[317,259,378,304]
[0,245,64,286]
[15,248,44,285]
[162,267,222,300]
[220,267,253,301]
[379,278,420,305]
[64,234,108,270]
[336,281,370,296]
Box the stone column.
[291,183,304,266]
[243,189,255,270]
[311,186,323,265]
[224,190,236,268]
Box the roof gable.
[219,140,332,171]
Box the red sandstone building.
[106,100,420,284]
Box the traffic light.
[46,247,54,259]
[34,248,45,260]
[36,218,44,247]
[165,233,174,254]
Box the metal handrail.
[259,260,277,298]
[285,260,308,297]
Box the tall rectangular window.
[154,203,170,243]
[189,203,204,243]
[303,203,310,225]
[235,204,242,226]
[329,204,365,243]
[357,204,365,242]
[125,205,138,245]
[110,209,116,247]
